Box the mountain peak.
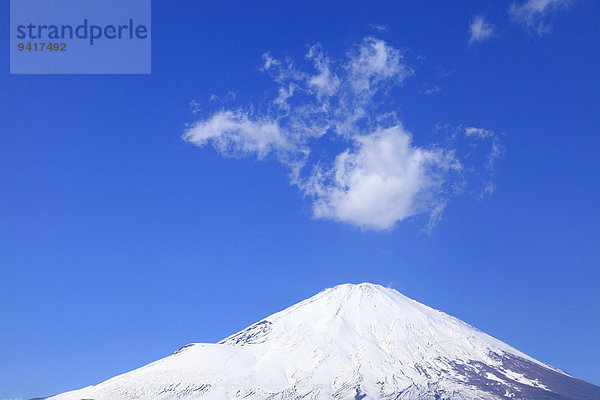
[48,283,600,400]
[321,282,400,298]
[329,281,387,291]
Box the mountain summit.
[48,283,600,400]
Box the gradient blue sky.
[1,1,599,399]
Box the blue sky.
[1,0,599,398]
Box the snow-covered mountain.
[47,283,600,400]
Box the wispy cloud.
[369,24,388,33]
[184,38,500,231]
[189,99,201,114]
[184,110,298,161]
[423,85,441,95]
[469,16,495,45]
[509,0,571,35]
[464,126,504,170]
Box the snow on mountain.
[46,283,600,400]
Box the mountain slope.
[47,283,600,400]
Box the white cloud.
[305,125,459,231]
[465,126,495,139]
[183,110,299,161]
[347,37,412,94]
[370,24,388,33]
[509,0,571,35]
[480,181,496,199]
[261,52,280,70]
[465,127,504,169]
[306,45,339,98]
[424,85,441,95]
[469,16,495,45]
[184,38,500,231]
[189,99,201,114]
